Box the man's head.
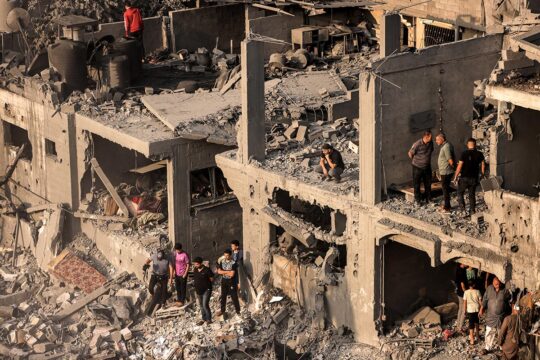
[223,248,232,261]
[422,130,432,143]
[435,133,446,146]
[468,280,476,289]
[466,138,477,150]
[492,276,501,291]
[459,263,467,269]
[174,243,183,253]
[322,143,333,156]
[231,240,240,251]
[193,256,203,268]
[125,0,134,8]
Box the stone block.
[120,328,132,341]
[295,125,308,142]
[33,342,55,353]
[434,302,458,322]
[407,306,441,325]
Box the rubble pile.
[263,112,359,194]
[140,286,375,360]
[380,193,489,238]
[0,239,148,360]
[79,164,169,239]
[26,0,187,49]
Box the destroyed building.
[0,0,540,359]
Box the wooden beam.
[0,143,27,187]
[90,158,130,217]
[74,211,129,222]
[220,71,242,95]
[252,3,295,16]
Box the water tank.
[113,37,142,81]
[109,55,130,89]
[48,39,87,91]
[0,0,19,33]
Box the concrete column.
[359,72,382,205]
[381,13,401,57]
[237,40,265,164]
[168,143,191,248]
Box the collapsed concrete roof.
[141,71,354,145]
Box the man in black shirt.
[315,143,345,182]
[453,138,485,215]
[192,256,214,324]
[215,249,241,318]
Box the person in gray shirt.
[408,130,434,204]
[143,249,174,311]
[480,276,510,354]
[435,133,455,212]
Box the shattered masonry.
[0,0,539,359]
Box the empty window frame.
[190,167,233,206]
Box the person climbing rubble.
[172,243,190,306]
[124,0,145,55]
[192,256,214,325]
[408,130,434,204]
[315,143,345,183]
[480,276,510,355]
[453,138,485,216]
[143,248,174,315]
[215,249,241,318]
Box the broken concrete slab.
[35,207,65,272]
[407,306,441,325]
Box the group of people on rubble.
[455,265,521,359]
[409,130,486,216]
[142,240,244,324]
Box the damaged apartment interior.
[0,0,539,359]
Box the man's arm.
[498,316,509,346]
[463,296,467,313]
[124,12,131,37]
[480,160,486,177]
[444,146,454,168]
[326,155,337,169]
[183,256,190,278]
[408,141,417,159]
[480,290,489,315]
[169,264,174,284]
[319,156,328,176]
[453,161,463,181]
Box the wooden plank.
[252,3,295,16]
[51,272,130,321]
[129,160,167,174]
[90,158,130,217]
[219,71,241,95]
[74,211,129,222]
[25,203,59,213]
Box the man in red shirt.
[124,0,145,55]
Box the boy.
[463,280,482,345]
[216,249,240,317]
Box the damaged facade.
[0,0,539,359]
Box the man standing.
[215,249,241,318]
[124,0,145,54]
[192,257,214,325]
[408,130,434,204]
[143,249,174,314]
[172,243,190,306]
[453,138,485,215]
[315,144,345,183]
[480,277,509,355]
[498,304,520,360]
[435,133,455,212]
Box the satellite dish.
[6,8,30,33]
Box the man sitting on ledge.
[315,143,345,183]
